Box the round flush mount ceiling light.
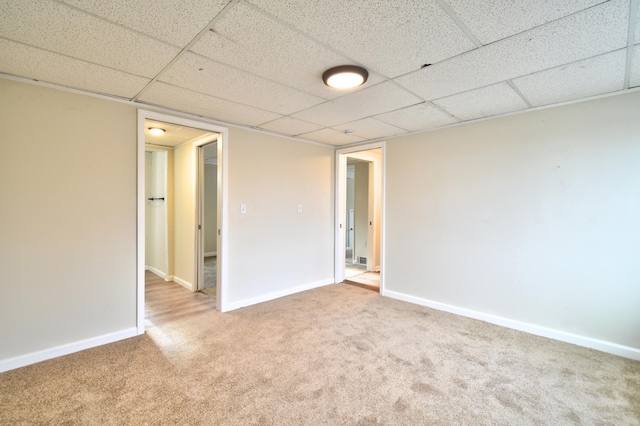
[322,65,368,89]
[148,127,166,136]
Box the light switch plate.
[297,204,303,213]
[241,204,246,214]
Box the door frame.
[137,109,229,334]
[335,141,386,291]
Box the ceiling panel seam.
[506,80,534,108]
[131,0,241,102]
[422,100,460,121]
[241,0,392,80]
[49,0,185,49]
[384,79,468,122]
[143,81,287,119]
[0,36,152,80]
[624,0,639,88]
[258,115,324,129]
[185,51,327,104]
[270,81,399,121]
[457,0,613,49]
[436,0,483,48]
[401,47,630,106]
[391,1,624,83]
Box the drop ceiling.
[1,0,638,146]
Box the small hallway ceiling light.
[323,65,368,89]
[148,127,166,136]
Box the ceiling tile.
[433,82,528,121]
[298,128,365,146]
[513,50,626,107]
[0,0,179,78]
[160,53,324,115]
[138,82,282,126]
[0,39,150,98]
[445,0,606,45]
[192,2,384,99]
[60,0,230,47]
[376,103,458,132]
[395,0,629,101]
[291,82,422,127]
[628,45,640,88]
[246,0,476,78]
[258,117,323,136]
[332,118,407,140]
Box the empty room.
[1,0,639,424]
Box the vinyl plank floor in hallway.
[344,271,380,292]
[145,271,216,328]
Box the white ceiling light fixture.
[148,127,166,136]
[323,65,369,89]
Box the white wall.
[226,127,334,308]
[145,150,168,277]
[0,79,137,365]
[173,140,197,288]
[145,145,175,278]
[385,91,640,352]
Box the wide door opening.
[137,110,229,333]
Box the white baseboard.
[145,265,168,280]
[382,289,640,361]
[204,252,217,257]
[0,327,138,373]
[173,275,194,291]
[223,278,334,312]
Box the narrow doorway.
[344,159,366,279]
[197,142,218,300]
[335,143,385,293]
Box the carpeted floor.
[1,284,639,424]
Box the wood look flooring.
[344,271,380,292]
[145,271,216,328]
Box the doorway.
[345,159,367,279]
[137,110,229,334]
[196,142,218,300]
[335,142,385,293]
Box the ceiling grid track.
[0,36,151,81]
[49,0,184,49]
[624,0,639,89]
[241,0,387,84]
[506,80,534,108]
[436,0,483,48]
[131,0,241,102]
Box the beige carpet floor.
[1,284,639,425]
